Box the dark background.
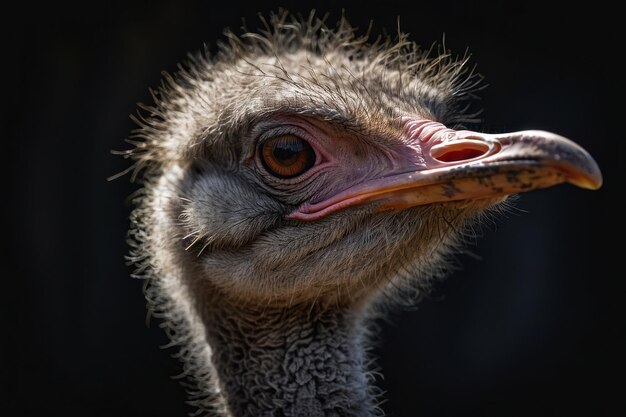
[4,1,623,416]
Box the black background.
[4,1,623,416]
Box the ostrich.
[122,12,602,417]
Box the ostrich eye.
[259,134,316,179]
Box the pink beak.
[289,120,602,221]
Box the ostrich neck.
[202,300,376,417]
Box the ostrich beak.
[289,121,602,221]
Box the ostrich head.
[124,12,601,417]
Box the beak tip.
[532,133,603,192]
[572,171,603,190]
[566,158,603,190]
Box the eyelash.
[257,125,309,143]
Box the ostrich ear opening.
[289,126,602,221]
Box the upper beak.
[289,120,602,221]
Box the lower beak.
[289,124,602,221]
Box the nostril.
[431,142,490,163]
[435,148,485,162]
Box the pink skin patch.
[288,118,500,221]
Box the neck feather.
[201,300,378,417]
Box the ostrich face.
[136,27,601,307]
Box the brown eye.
[259,134,316,179]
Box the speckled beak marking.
[290,120,602,221]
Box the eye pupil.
[273,139,303,166]
[260,135,316,179]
